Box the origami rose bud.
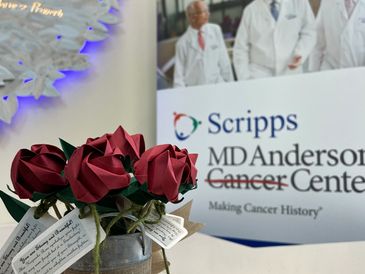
[133,144,198,202]
[11,144,67,199]
[86,126,145,164]
[64,144,131,203]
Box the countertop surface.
[1,224,364,274]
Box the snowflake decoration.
[0,0,119,123]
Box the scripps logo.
[173,112,202,141]
[207,110,298,138]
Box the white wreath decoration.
[0,0,119,123]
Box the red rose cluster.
[11,144,67,199]
[10,126,198,204]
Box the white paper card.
[0,208,56,274]
[144,212,187,249]
[166,214,184,226]
[12,208,106,274]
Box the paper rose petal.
[109,126,146,162]
[134,144,198,202]
[150,153,186,201]
[86,126,146,163]
[65,144,131,203]
[11,144,67,199]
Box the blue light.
[23,78,33,84]
[3,96,8,101]
[18,60,23,65]
[56,35,62,40]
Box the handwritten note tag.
[144,211,187,249]
[12,208,106,274]
[0,208,56,274]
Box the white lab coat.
[173,23,234,88]
[233,0,316,80]
[309,0,365,71]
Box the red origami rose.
[86,126,145,164]
[64,142,131,203]
[133,144,198,202]
[11,144,67,199]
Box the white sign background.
[157,68,365,244]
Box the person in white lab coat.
[233,0,316,80]
[173,1,233,88]
[310,0,365,71]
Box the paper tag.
[12,208,106,274]
[166,214,184,226]
[144,211,187,249]
[0,208,56,274]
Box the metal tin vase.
[64,232,152,274]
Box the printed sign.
[12,208,106,274]
[157,68,365,244]
[0,208,56,274]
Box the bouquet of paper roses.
[0,126,198,274]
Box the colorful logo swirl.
[174,112,202,141]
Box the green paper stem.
[65,202,74,211]
[6,185,17,195]
[52,204,62,219]
[79,206,91,219]
[91,204,101,274]
[127,200,165,233]
[34,196,58,219]
[104,207,133,237]
[145,200,165,225]
[127,201,153,233]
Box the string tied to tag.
[127,200,165,233]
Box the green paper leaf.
[56,187,85,209]
[139,182,168,203]
[0,190,30,222]
[153,194,168,204]
[179,183,197,195]
[6,184,17,195]
[118,178,140,198]
[59,138,76,160]
[31,191,54,202]
[96,195,118,211]
[121,155,132,173]
[140,182,148,192]
[126,190,154,206]
[125,182,169,205]
[57,186,77,203]
[95,204,117,214]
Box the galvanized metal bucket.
[64,217,152,274]
[64,233,152,274]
